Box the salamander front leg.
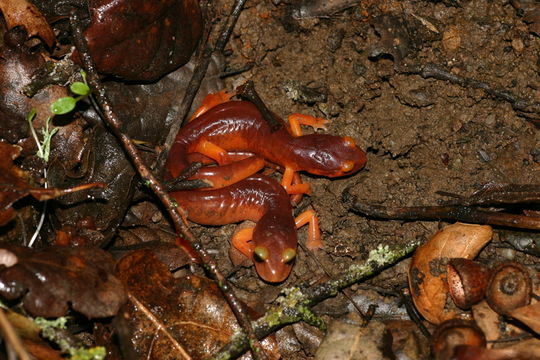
[282,167,310,195]
[231,227,255,258]
[294,209,322,249]
[287,113,329,137]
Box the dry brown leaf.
[0,0,55,47]
[408,223,492,324]
[314,320,386,360]
[508,302,540,335]
[471,300,503,345]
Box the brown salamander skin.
[169,174,296,283]
[166,100,367,180]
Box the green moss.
[69,347,106,360]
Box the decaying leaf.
[74,0,202,81]
[114,250,279,359]
[0,142,105,226]
[314,319,386,360]
[0,245,127,318]
[408,223,492,324]
[0,0,55,47]
[471,300,504,344]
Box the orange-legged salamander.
[169,174,317,282]
[166,100,367,195]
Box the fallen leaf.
[454,339,540,360]
[0,142,105,226]
[508,302,540,335]
[408,223,492,324]
[73,0,202,81]
[472,300,503,344]
[0,0,55,47]
[314,319,386,360]
[0,245,127,318]
[114,250,279,359]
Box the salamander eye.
[282,248,296,263]
[343,136,356,148]
[253,246,269,262]
[340,161,355,173]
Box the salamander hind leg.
[193,139,231,165]
[189,90,234,121]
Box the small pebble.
[512,37,525,53]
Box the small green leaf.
[50,97,77,115]
[70,82,90,96]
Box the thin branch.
[401,63,540,126]
[236,81,283,132]
[69,10,267,360]
[210,242,419,360]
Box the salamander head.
[252,217,297,283]
[291,135,367,177]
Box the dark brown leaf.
[74,0,202,81]
[0,0,55,47]
[114,250,279,359]
[0,142,105,226]
[0,245,127,318]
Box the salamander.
[169,174,318,283]
[166,100,367,194]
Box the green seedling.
[28,71,91,162]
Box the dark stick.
[403,63,540,125]
[236,80,283,132]
[156,0,249,172]
[350,203,540,230]
[401,288,431,340]
[69,10,268,360]
[437,183,540,206]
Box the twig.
[402,63,540,126]
[400,288,431,340]
[236,80,283,132]
[69,10,267,360]
[297,240,372,324]
[0,309,31,360]
[210,242,419,360]
[156,0,249,172]
[350,202,540,230]
[436,183,540,206]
